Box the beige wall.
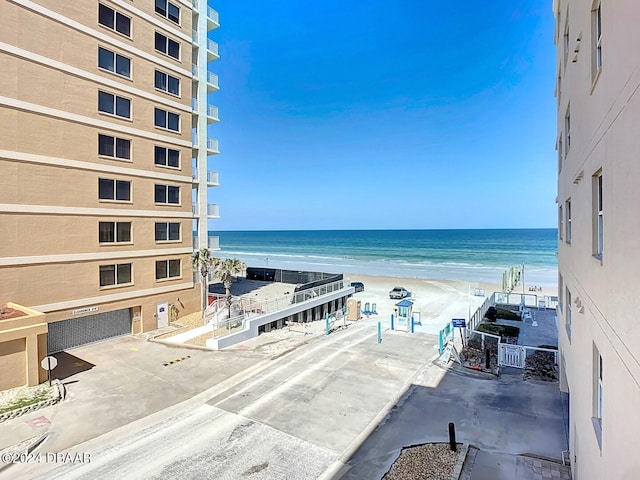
[555,0,640,478]
[0,338,27,390]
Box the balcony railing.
[192,0,198,10]
[208,235,220,250]
[207,105,219,121]
[207,203,219,217]
[207,171,219,185]
[207,7,219,25]
[207,39,219,59]
[207,71,219,91]
[192,167,198,180]
[192,202,198,216]
[192,63,198,76]
[193,235,220,250]
[192,29,198,43]
[207,138,219,152]
[191,98,198,111]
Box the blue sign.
[452,319,466,328]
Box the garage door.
[47,308,132,354]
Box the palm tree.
[192,248,213,322]
[211,257,247,319]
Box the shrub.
[476,323,520,338]
[496,308,521,321]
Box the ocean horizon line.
[205,227,557,234]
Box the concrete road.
[4,319,440,479]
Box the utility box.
[347,298,361,321]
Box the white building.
[554,1,640,478]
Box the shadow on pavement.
[52,351,95,381]
[335,362,569,480]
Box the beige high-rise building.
[0,0,220,388]
[554,1,640,478]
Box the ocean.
[211,229,558,287]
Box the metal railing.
[209,278,348,338]
[191,167,198,180]
[191,98,198,110]
[192,29,198,43]
[191,0,198,9]
[207,105,218,120]
[192,63,198,76]
[208,235,219,250]
[191,202,198,215]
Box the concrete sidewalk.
[461,448,571,480]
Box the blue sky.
[207,0,557,231]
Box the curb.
[0,380,63,424]
[451,443,469,480]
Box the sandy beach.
[204,272,558,341]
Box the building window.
[155,222,180,241]
[558,274,564,312]
[156,259,181,280]
[99,263,132,287]
[98,47,131,78]
[99,222,132,243]
[592,3,603,79]
[592,344,603,450]
[558,136,563,173]
[155,0,180,24]
[155,184,180,204]
[99,134,131,160]
[155,32,180,60]
[563,14,569,66]
[593,171,603,257]
[154,108,180,132]
[98,91,131,119]
[564,107,571,155]
[566,287,572,340]
[565,199,572,243]
[559,205,563,240]
[154,70,180,96]
[98,4,131,37]
[154,146,180,168]
[99,178,131,201]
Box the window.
[155,184,180,204]
[154,146,180,168]
[565,107,571,155]
[100,263,132,287]
[99,222,132,243]
[155,0,180,24]
[565,199,572,243]
[566,287,572,340]
[558,136,563,173]
[563,14,569,66]
[99,178,131,201]
[592,3,603,79]
[155,32,180,60]
[98,4,131,37]
[99,134,131,160]
[593,171,603,257]
[592,344,603,449]
[154,70,180,96]
[154,108,180,132]
[98,47,131,78]
[156,259,181,280]
[559,204,563,240]
[98,91,131,119]
[155,222,181,241]
[558,274,564,312]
